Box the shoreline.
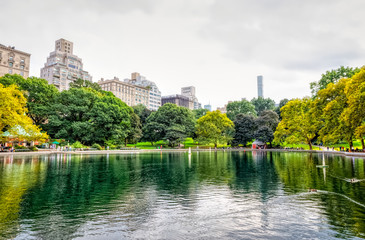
[1,148,365,158]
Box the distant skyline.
[2,0,365,109]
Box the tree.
[70,78,102,92]
[132,104,152,126]
[274,98,319,150]
[143,103,195,146]
[192,108,209,120]
[315,79,355,150]
[232,114,257,146]
[226,99,256,121]
[310,66,360,96]
[255,110,279,147]
[254,126,274,146]
[0,83,48,142]
[250,97,276,116]
[0,74,59,126]
[46,88,132,145]
[196,110,234,148]
[274,98,289,120]
[125,112,142,146]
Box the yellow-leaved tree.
[0,83,48,143]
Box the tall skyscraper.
[0,44,30,78]
[257,75,263,98]
[40,38,92,91]
[181,86,201,109]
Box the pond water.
[0,151,365,239]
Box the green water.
[0,151,365,239]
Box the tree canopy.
[70,78,102,92]
[232,114,256,146]
[196,110,234,148]
[250,97,276,116]
[226,99,256,121]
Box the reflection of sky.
[1,152,365,239]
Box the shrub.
[91,143,102,150]
[72,141,85,148]
[29,146,38,151]
[15,145,27,149]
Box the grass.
[127,138,231,149]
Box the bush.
[29,146,38,151]
[15,145,27,149]
[72,141,85,148]
[91,143,102,150]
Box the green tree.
[125,112,142,146]
[70,78,102,92]
[250,97,276,116]
[143,103,195,146]
[254,110,279,147]
[0,83,48,142]
[192,108,209,120]
[274,98,289,120]
[274,98,319,150]
[226,99,256,121]
[254,126,274,146]
[196,110,234,148]
[132,104,152,126]
[232,114,256,146]
[0,74,59,126]
[310,66,360,96]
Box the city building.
[98,77,149,107]
[124,72,161,111]
[161,94,192,109]
[40,39,92,91]
[217,105,227,113]
[257,75,263,98]
[0,44,30,78]
[204,104,212,111]
[181,86,201,110]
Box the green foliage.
[45,88,132,145]
[274,98,319,150]
[91,143,102,150]
[196,110,234,147]
[28,146,38,151]
[70,78,102,92]
[232,114,257,146]
[310,66,360,96]
[250,97,276,116]
[132,104,152,125]
[14,145,27,149]
[126,112,142,145]
[274,98,289,120]
[254,126,274,144]
[71,141,85,148]
[143,103,195,146]
[226,99,256,121]
[0,74,59,126]
[192,108,209,119]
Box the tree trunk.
[308,140,313,150]
[349,140,353,152]
[125,139,128,147]
[214,142,217,148]
[361,139,365,151]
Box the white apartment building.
[40,39,92,91]
[124,72,161,111]
[181,86,201,110]
[98,77,149,107]
[0,44,30,78]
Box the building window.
[9,69,12,74]
[9,62,13,67]
[20,65,24,70]
[20,71,24,76]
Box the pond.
[0,151,365,239]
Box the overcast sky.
[1,0,364,109]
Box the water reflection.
[0,152,364,239]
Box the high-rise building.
[181,86,201,109]
[40,39,92,91]
[204,104,212,111]
[257,75,263,98]
[0,44,30,78]
[161,94,192,109]
[98,77,149,107]
[124,72,161,111]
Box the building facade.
[98,77,149,107]
[204,104,212,111]
[0,44,30,78]
[40,39,92,91]
[124,72,161,111]
[257,75,263,98]
[161,94,192,109]
[181,86,201,110]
